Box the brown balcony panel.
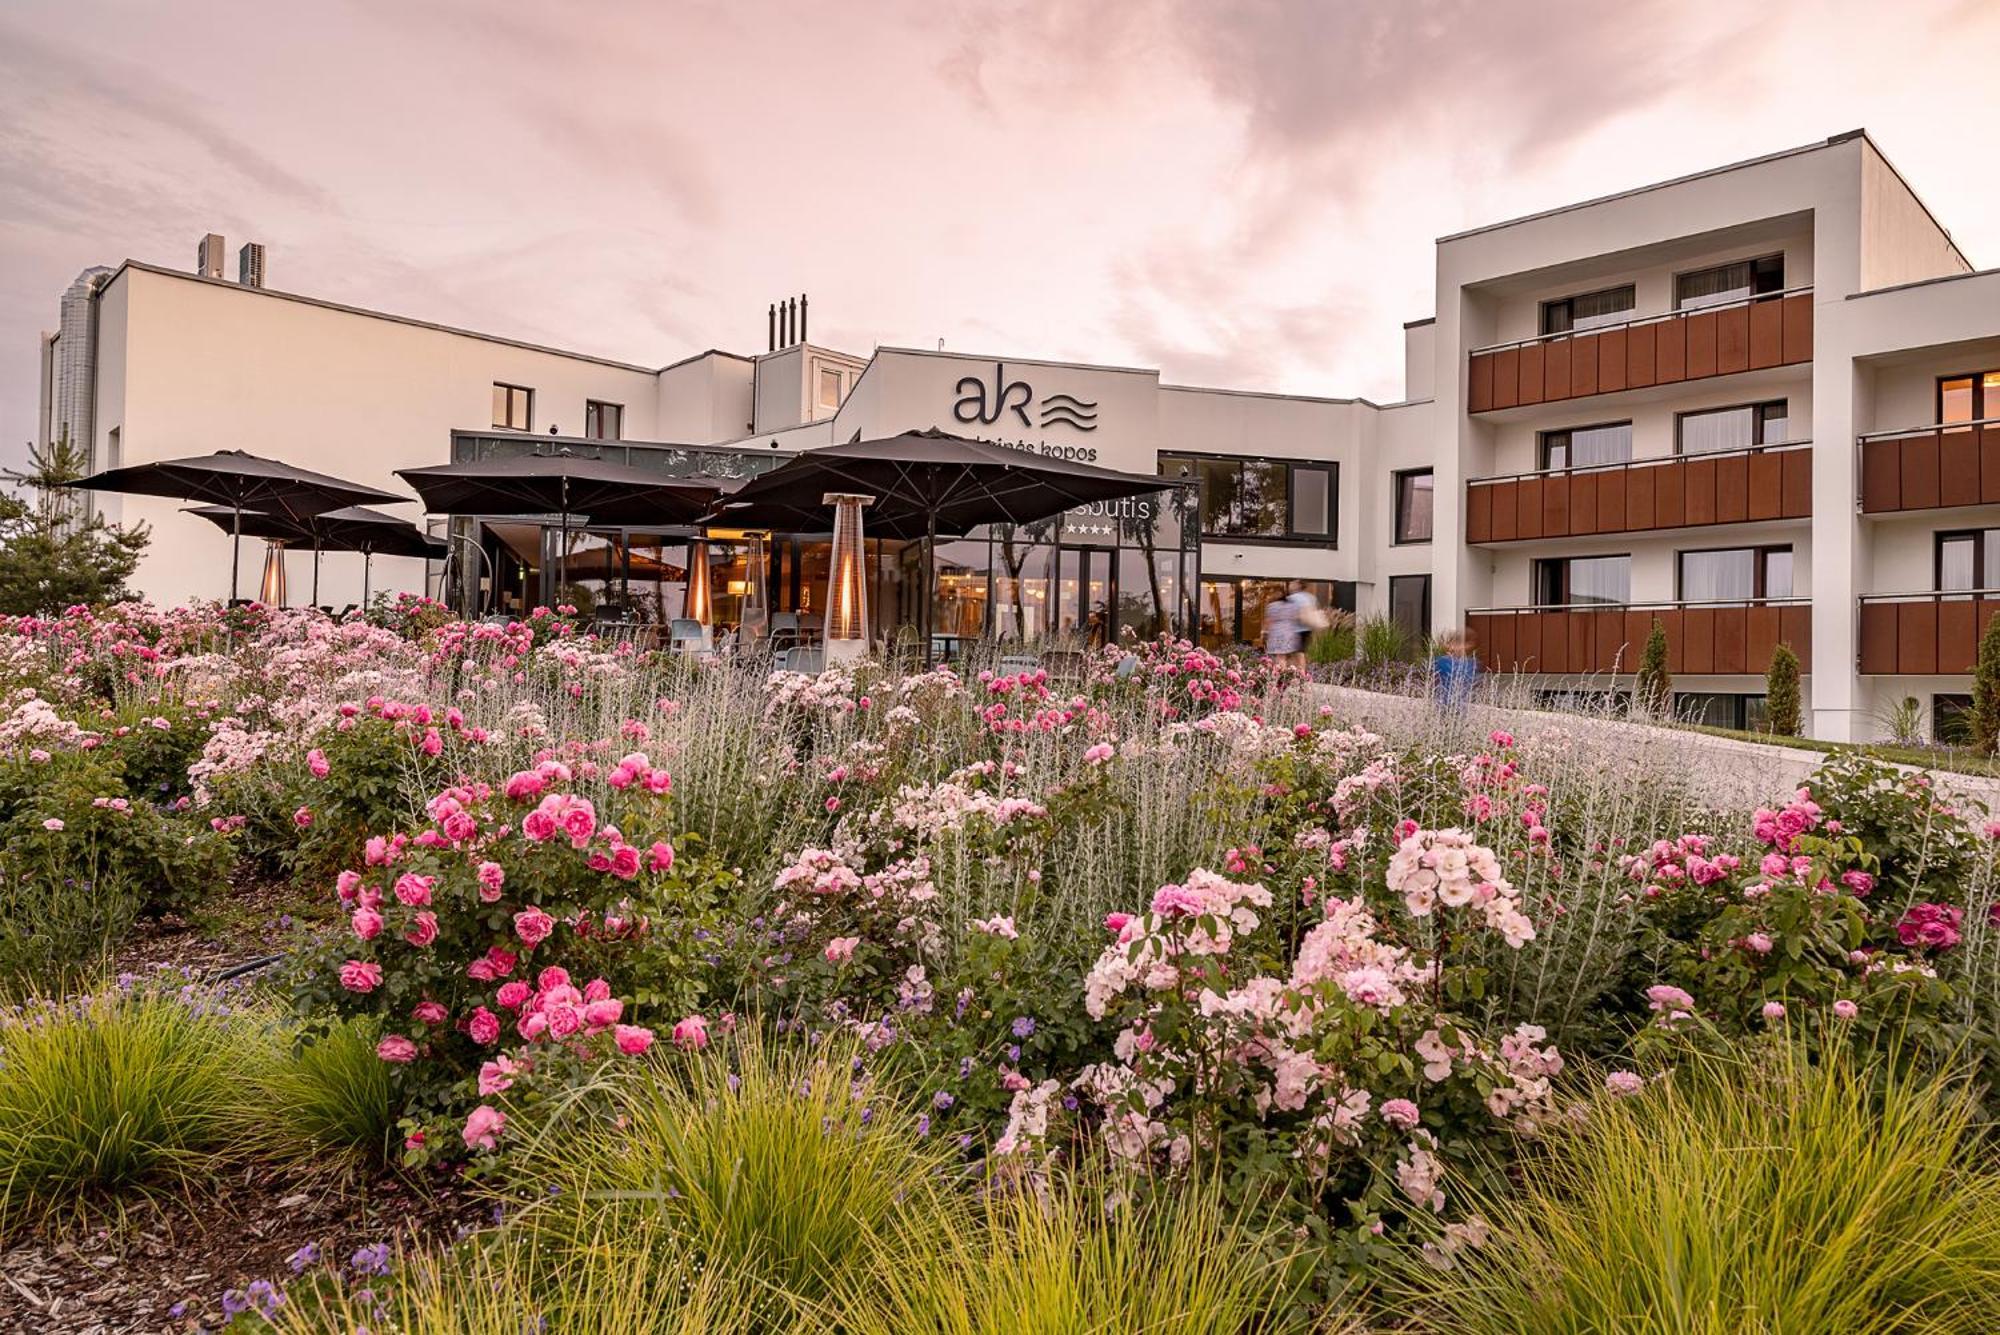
[1861,595,2000,673]
[1465,446,1811,544]
[1468,291,1811,413]
[1864,425,2000,514]
[1472,603,1806,676]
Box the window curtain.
[1680,406,1756,455]
[1568,556,1631,605]
[1568,423,1633,467]
[1681,549,1756,601]
[1677,261,1752,310]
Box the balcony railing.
[1465,441,1811,543]
[1858,418,2000,514]
[1465,598,1811,676]
[1466,287,1813,413]
[1858,591,2000,674]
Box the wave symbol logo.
[1039,392,1099,432]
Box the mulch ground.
[0,1165,481,1333]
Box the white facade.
[38,130,2000,741]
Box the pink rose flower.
[376,1035,418,1063]
[393,873,434,907]
[404,911,439,947]
[306,748,330,778]
[671,1014,708,1050]
[461,1104,506,1151]
[293,806,313,828]
[583,977,610,1002]
[647,841,675,872]
[41,818,63,832]
[609,845,641,880]
[1604,1071,1644,1097]
[521,809,557,842]
[1833,999,1859,1019]
[412,1000,448,1025]
[338,960,383,993]
[584,998,623,1029]
[504,770,545,802]
[1103,912,1132,934]
[351,907,383,941]
[513,907,555,948]
[467,1006,502,1045]
[335,869,362,903]
[1380,1098,1421,1129]
[824,936,860,964]
[478,1056,523,1096]
[1762,1001,1787,1020]
[615,1024,655,1055]
[495,980,532,1011]
[476,861,506,901]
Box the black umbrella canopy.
[708,428,1167,540]
[396,454,722,527]
[74,449,403,520]
[184,505,447,559]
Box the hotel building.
[33,130,2000,742]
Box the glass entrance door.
[1057,549,1112,646]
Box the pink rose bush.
[296,755,696,1161]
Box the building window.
[1678,400,1789,454]
[1540,284,1635,336]
[1534,555,1631,606]
[1677,692,1770,731]
[1939,370,2000,424]
[1936,529,2000,591]
[1156,455,1338,543]
[584,400,623,441]
[818,367,845,411]
[1935,693,1974,745]
[1197,576,1353,649]
[1392,469,1433,544]
[1678,545,1792,601]
[1540,421,1632,471]
[492,383,533,431]
[1388,575,1431,646]
[1675,254,1784,310]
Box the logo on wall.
[953,362,1099,433]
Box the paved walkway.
[1313,683,2000,815]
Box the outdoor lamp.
[258,539,288,608]
[823,492,873,660]
[686,540,712,624]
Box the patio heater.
[739,532,770,641]
[258,540,288,608]
[685,539,713,625]
[823,493,873,661]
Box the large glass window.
[1534,555,1631,606]
[1541,285,1635,336]
[1678,692,1770,731]
[1939,371,2000,424]
[492,383,533,431]
[1678,546,1792,601]
[584,400,623,441]
[1675,254,1784,310]
[1678,400,1789,454]
[1540,422,1633,470]
[1156,455,1337,542]
[1393,469,1434,544]
[1937,529,2000,591]
[1388,575,1431,645]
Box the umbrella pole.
[230,503,243,604]
[363,549,374,609]
[924,510,937,666]
[312,543,322,608]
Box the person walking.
[1433,628,1479,712]
[1265,580,1323,670]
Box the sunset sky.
[5,0,2000,463]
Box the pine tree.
[1972,613,2000,755]
[1634,618,1672,715]
[0,436,150,614]
[1765,642,1802,737]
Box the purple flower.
[932,1089,955,1110]
[916,1114,931,1137]
[287,1242,320,1273]
[221,1288,249,1317]
[350,1242,392,1276]
[1011,1015,1036,1039]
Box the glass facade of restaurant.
[444,431,1202,647]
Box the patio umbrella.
[395,453,723,593]
[72,449,403,601]
[185,504,445,608]
[707,428,1170,650]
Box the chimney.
[237,242,266,289]
[799,292,808,344]
[767,302,777,353]
[196,233,226,279]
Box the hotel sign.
[953,362,1099,437]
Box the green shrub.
[497,1031,952,1325]
[1358,616,1410,669]
[1306,617,1357,666]
[263,1018,396,1165]
[0,977,274,1231]
[1975,611,2000,755]
[1386,1040,2000,1334]
[1634,619,1670,715]
[843,1176,1326,1335]
[1765,641,1802,736]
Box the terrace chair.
[667,618,711,654]
[779,645,825,674]
[1113,652,1141,680]
[1042,648,1086,681]
[998,653,1041,675]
